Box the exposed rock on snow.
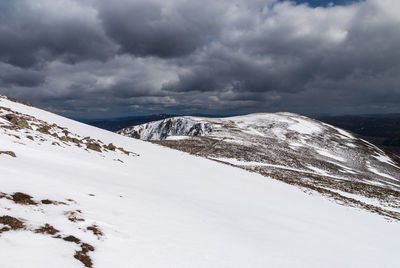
[119,117,212,140]
[0,97,138,158]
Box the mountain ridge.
[119,113,400,220]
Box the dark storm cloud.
[163,46,319,94]
[0,64,45,87]
[162,0,400,99]
[0,0,115,68]
[0,0,399,117]
[97,0,223,58]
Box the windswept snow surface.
[1,96,400,267]
[315,149,346,162]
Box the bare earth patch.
[0,215,25,232]
[35,224,60,235]
[87,225,103,238]
[11,192,37,205]
[0,151,16,157]
[65,210,85,222]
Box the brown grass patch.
[12,192,37,205]
[87,225,103,238]
[41,199,54,205]
[63,235,81,244]
[0,151,16,157]
[0,215,25,231]
[41,199,68,205]
[74,244,94,268]
[35,224,59,235]
[86,143,102,152]
[65,211,85,222]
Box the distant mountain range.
[84,113,400,154]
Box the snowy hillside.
[119,114,400,220]
[1,95,400,267]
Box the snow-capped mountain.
[119,114,400,220]
[1,95,400,267]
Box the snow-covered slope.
[119,114,400,220]
[1,95,400,267]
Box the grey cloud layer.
[0,0,399,117]
[0,1,116,68]
[97,0,224,58]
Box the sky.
[0,0,399,118]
